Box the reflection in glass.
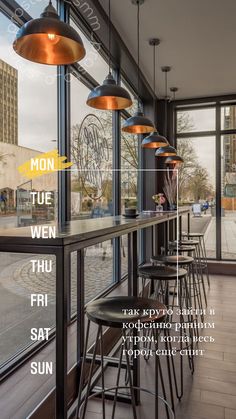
[70,18,108,84]
[121,117,138,213]
[70,76,113,219]
[221,106,236,131]
[121,79,139,116]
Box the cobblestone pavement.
[0,241,128,366]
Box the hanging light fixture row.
[12,0,183,166]
[122,0,155,133]
[13,0,86,65]
[141,38,169,148]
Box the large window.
[176,102,236,260]
[70,75,113,219]
[0,12,57,228]
[177,136,216,258]
[0,7,57,399]
[70,58,114,303]
[221,132,236,259]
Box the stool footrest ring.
[77,385,175,419]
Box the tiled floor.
[84,275,236,419]
[1,275,236,419]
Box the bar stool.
[76,296,174,419]
[169,241,207,307]
[182,232,210,287]
[138,265,194,403]
[163,255,204,322]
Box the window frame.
[0,0,144,378]
[174,96,236,261]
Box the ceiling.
[99,0,236,99]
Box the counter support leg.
[56,247,68,419]
[128,231,140,404]
[77,250,85,385]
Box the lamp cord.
[108,0,111,74]
[153,42,156,110]
[164,70,168,137]
[137,1,140,110]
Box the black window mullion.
[112,70,121,283]
[0,0,31,25]
[216,103,222,260]
[58,0,71,225]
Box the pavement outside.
[0,238,129,367]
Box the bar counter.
[0,208,190,419]
[0,209,188,246]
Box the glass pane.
[84,240,114,303]
[177,136,216,258]
[177,108,215,133]
[121,118,139,213]
[70,18,108,84]
[70,75,113,219]
[0,251,55,363]
[221,134,236,259]
[16,0,57,18]
[0,12,57,228]
[121,234,128,277]
[221,106,236,130]
[121,79,138,116]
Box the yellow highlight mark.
[18,149,73,179]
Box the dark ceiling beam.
[0,0,31,25]
[173,93,236,107]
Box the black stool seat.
[180,239,199,246]
[171,239,199,246]
[183,232,204,238]
[172,245,196,253]
[164,255,194,265]
[150,254,166,264]
[86,296,166,328]
[139,264,187,280]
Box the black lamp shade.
[87,73,132,110]
[165,155,184,165]
[13,3,86,65]
[122,111,155,134]
[141,131,169,148]
[155,145,177,157]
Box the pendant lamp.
[122,0,155,134]
[155,145,177,157]
[13,0,86,65]
[87,0,132,110]
[142,38,169,148]
[170,87,178,101]
[155,66,177,157]
[165,155,183,165]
